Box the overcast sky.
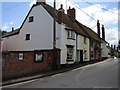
[1,0,119,46]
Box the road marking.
[51,73,62,77]
[1,78,40,88]
[71,59,112,72]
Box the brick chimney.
[101,25,105,40]
[57,4,65,24]
[67,7,76,20]
[36,0,46,4]
[97,20,100,37]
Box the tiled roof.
[42,3,89,37]
[2,3,103,43]
[2,28,19,38]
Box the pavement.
[2,59,110,87]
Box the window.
[90,40,93,47]
[26,34,30,40]
[29,16,34,22]
[84,37,87,44]
[19,53,24,60]
[67,30,75,40]
[67,46,74,60]
[35,53,43,62]
[90,51,94,57]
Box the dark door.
[80,50,83,63]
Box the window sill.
[66,59,74,62]
[67,38,75,40]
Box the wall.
[77,35,90,61]
[60,25,76,64]
[90,40,101,60]
[101,41,110,58]
[2,5,55,51]
[2,50,61,81]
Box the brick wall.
[2,50,60,81]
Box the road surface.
[2,58,119,88]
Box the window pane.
[35,53,43,62]
[29,16,34,22]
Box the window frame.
[18,53,24,60]
[67,30,75,40]
[29,16,34,22]
[25,34,30,40]
[34,53,44,62]
[66,45,74,61]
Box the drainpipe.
[76,33,78,63]
[53,0,57,70]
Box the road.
[2,58,119,88]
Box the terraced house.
[1,1,109,80]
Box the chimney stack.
[111,44,113,49]
[97,20,100,37]
[36,0,46,5]
[114,45,116,50]
[67,6,76,20]
[58,4,65,24]
[12,27,14,32]
[102,25,105,40]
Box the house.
[100,25,110,59]
[77,20,102,61]
[2,1,92,80]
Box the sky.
[1,0,119,46]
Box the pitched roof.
[2,28,19,38]
[42,3,89,37]
[2,3,103,43]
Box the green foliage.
[0,30,7,36]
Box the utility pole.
[53,0,57,69]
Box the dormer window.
[29,16,34,22]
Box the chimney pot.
[36,0,46,4]
[12,27,14,32]
[114,45,116,49]
[60,4,63,9]
[69,6,71,9]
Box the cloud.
[29,0,36,7]
[2,21,14,31]
[60,1,118,45]
[10,21,14,25]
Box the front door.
[80,50,83,63]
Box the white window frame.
[67,30,75,39]
[67,46,74,60]
[35,53,43,62]
[19,53,24,60]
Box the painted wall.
[60,25,76,64]
[101,41,110,58]
[90,40,101,60]
[2,5,56,51]
[77,35,90,62]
